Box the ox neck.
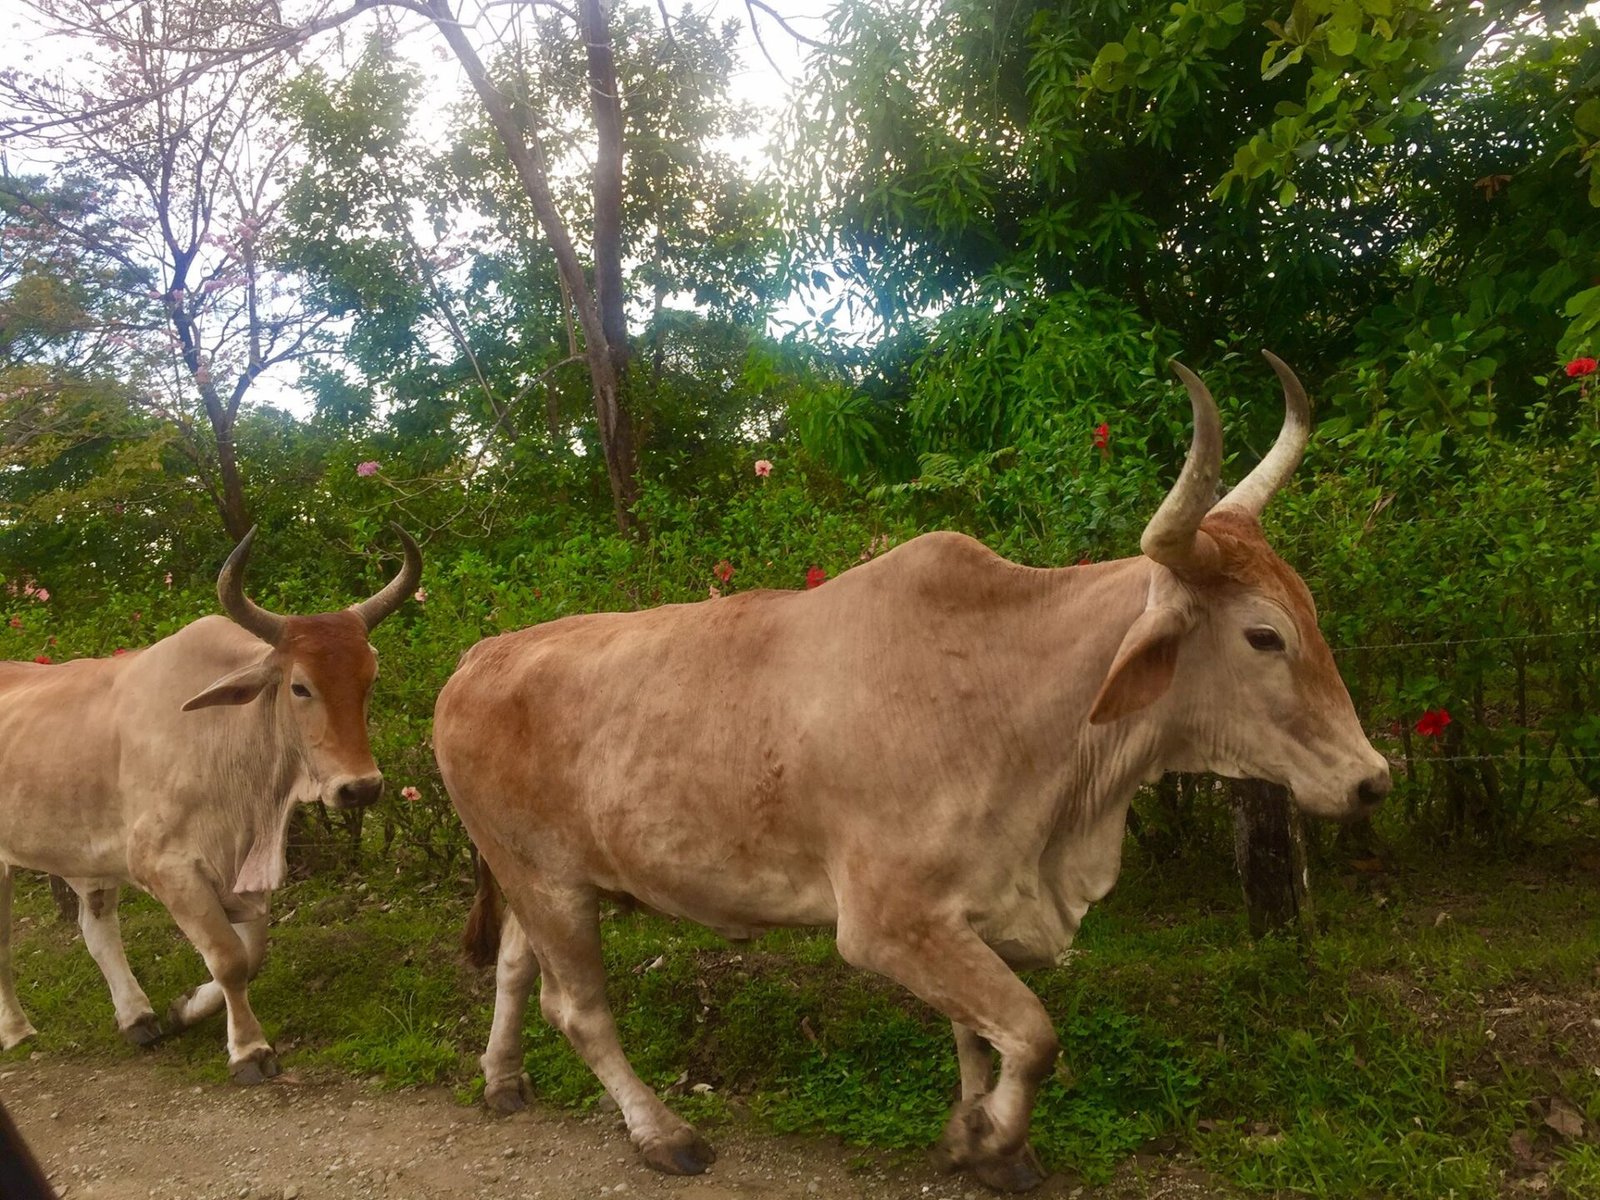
[1029,555,1176,826]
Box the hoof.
[972,1144,1046,1193]
[639,1127,716,1176]
[229,1047,281,1086]
[120,1013,163,1047]
[164,992,193,1031]
[485,1073,532,1115]
[1,1024,38,1052]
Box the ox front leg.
[69,883,161,1046]
[481,909,537,1114]
[165,912,268,1034]
[515,887,715,1175]
[0,865,39,1049]
[141,870,278,1084]
[837,910,1056,1193]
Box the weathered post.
[1230,779,1313,940]
[47,875,76,924]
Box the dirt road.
[1,1054,1222,1200]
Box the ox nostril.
[336,777,384,809]
[1356,772,1392,809]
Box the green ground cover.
[6,830,1597,1198]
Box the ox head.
[1088,353,1390,820]
[181,524,422,811]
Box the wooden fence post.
[1230,779,1313,940]
[47,875,77,924]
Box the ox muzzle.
[326,774,384,810]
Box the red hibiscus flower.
[1415,708,1452,738]
[1093,422,1110,452]
[713,560,735,584]
[1566,356,1597,378]
[805,566,828,589]
[33,655,51,665]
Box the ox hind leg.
[953,1021,996,1101]
[836,907,1057,1193]
[65,882,161,1047]
[513,885,715,1175]
[136,866,278,1084]
[0,864,39,1049]
[481,909,538,1114]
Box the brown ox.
[434,355,1390,1190]
[0,527,420,1083]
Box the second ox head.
[181,524,422,810]
[1088,353,1391,819]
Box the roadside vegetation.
[5,827,1598,1198]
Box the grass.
[4,828,1599,1198]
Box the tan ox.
[434,355,1390,1190]
[0,527,420,1083]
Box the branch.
[743,1,835,53]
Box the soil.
[1,1055,1230,1200]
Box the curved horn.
[1215,350,1311,518]
[217,526,288,646]
[348,523,422,632]
[1139,361,1224,576]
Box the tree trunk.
[1230,779,1313,941]
[48,875,78,924]
[211,418,252,543]
[429,0,638,534]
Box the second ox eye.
[291,683,312,698]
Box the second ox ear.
[181,655,281,712]
[1088,604,1195,725]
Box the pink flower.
[754,459,773,478]
[33,588,48,603]
[1415,709,1452,738]
[113,648,127,656]
[413,588,427,603]
[805,566,827,589]
[356,461,380,477]
[164,572,173,587]
[713,560,735,584]
[400,786,421,803]
[7,617,20,629]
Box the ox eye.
[290,682,313,699]
[1245,627,1286,653]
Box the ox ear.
[182,656,280,711]
[1089,605,1195,725]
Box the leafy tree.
[0,0,331,541]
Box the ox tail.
[463,848,503,969]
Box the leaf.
[1327,24,1359,57]
[1575,98,1600,136]
[1544,1097,1586,1141]
[1277,180,1298,207]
